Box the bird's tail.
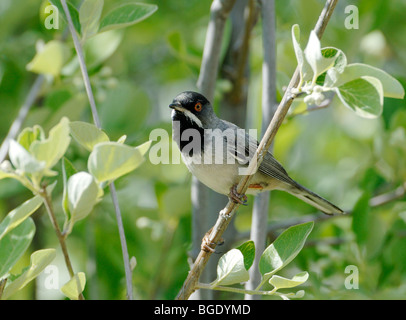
[286,182,345,215]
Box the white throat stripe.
[183,109,203,127]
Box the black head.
[169,91,215,128]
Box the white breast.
[181,153,239,195]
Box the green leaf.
[0,218,35,279]
[275,290,305,300]
[30,117,71,170]
[259,222,313,280]
[99,2,158,33]
[69,121,109,152]
[334,63,405,99]
[335,76,383,118]
[62,157,77,223]
[212,249,250,287]
[26,40,71,77]
[84,29,124,68]
[60,272,86,300]
[291,24,312,82]
[0,195,43,241]
[166,31,201,67]
[321,47,347,86]
[88,140,151,183]
[304,31,339,81]
[236,240,255,271]
[8,140,46,174]
[17,126,45,151]
[1,249,56,300]
[352,191,371,246]
[79,0,104,40]
[269,271,309,290]
[49,0,81,35]
[0,161,19,180]
[67,172,100,223]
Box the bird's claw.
[201,229,224,253]
[228,184,248,205]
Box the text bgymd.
[153,303,251,317]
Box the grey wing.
[221,121,295,186]
[259,151,295,185]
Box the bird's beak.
[169,102,183,111]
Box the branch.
[40,186,85,300]
[176,0,339,300]
[60,0,133,300]
[0,75,45,163]
[197,0,237,101]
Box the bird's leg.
[201,227,224,253]
[228,184,248,205]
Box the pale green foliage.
[0,195,42,241]
[60,272,86,300]
[1,249,56,300]
[88,140,151,183]
[26,40,71,77]
[0,0,157,299]
[0,118,150,298]
[292,24,404,118]
[206,222,314,299]
[99,3,158,33]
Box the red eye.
[194,102,202,112]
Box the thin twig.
[197,0,237,101]
[176,0,339,300]
[40,186,85,300]
[0,75,45,163]
[60,0,133,300]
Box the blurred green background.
[0,0,405,299]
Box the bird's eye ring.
[194,102,202,112]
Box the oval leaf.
[26,40,71,77]
[9,140,46,174]
[60,272,86,300]
[88,141,150,183]
[69,121,109,152]
[0,218,36,279]
[304,31,339,81]
[30,117,71,170]
[291,24,312,82]
[0,195,42,241]
[259,221,314,280]
[334,63,405,99]
[67,172,99,222]
[336,76,383,118]
[1,249,55,300]
[269,271,309,290]
[213,249,250,287]
[99,3,158,33]
[79,0,104,40]
[236,240,255,271]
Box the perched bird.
[169,91,344,215]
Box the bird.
[169,91,344,215]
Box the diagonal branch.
[176,0,339,300]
